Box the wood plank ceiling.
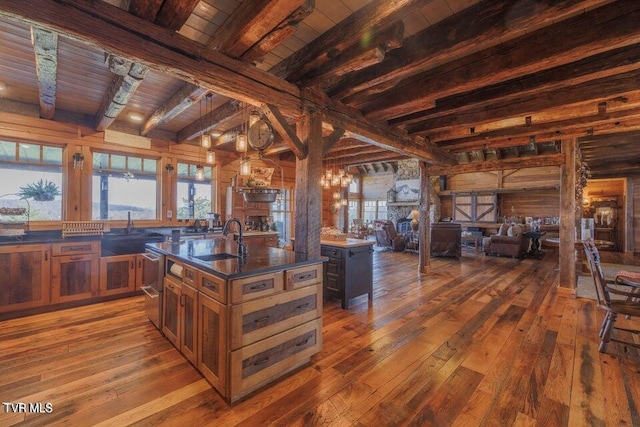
[0,0,639,178]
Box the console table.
[524,230,546,259]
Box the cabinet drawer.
[321,247,342,259]
[52,241,100,256]
[230,284,321,350]
[229,318,321,401]
[230,271,283,304]
[285,263,323,290]
[198,271,227,303]
[183,264,197,287]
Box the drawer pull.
[70,256,84,261]
[67,246,89,252]
[299,273,313,280]
[296,303,309,310]
[250,282,267,291]
[254,357,269,366]
[203,280,218,292]
[254,316,270,324]
[296,338,310,347]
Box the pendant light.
[195,165,204,181]
[206,150,215,164]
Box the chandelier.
[320,164,352,190]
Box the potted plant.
[18,179,60,201]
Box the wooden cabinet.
[0,244,51,314]
[51,242,99,304]
[243,233,278,247]
[100,255,136,297]
[162,265,198,365]
[321,244,374,309]
[198,292,227,391]
[162,256,324,402]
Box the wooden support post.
[419,161,431,273]
[559,138,576,295]
[294,111,322,259]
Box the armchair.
[374,220,406,252]
[483,223,530,258]
[431,222,461,258]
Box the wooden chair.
[582,239,640,353]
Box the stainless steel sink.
[193,253,238,262]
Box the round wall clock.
[247,119,274,150]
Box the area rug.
[576,263,640,299]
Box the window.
[0,140,63,221]
[176,162,213,220]
[347,200,360,228]
[363,200,387,223]
[92,152,158,220]
[270,188,292,247]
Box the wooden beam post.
[294,110,322,259]
[419,161,431,273]
[559,138,577,295]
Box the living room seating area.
[483,223,530,258]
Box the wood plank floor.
[1,248,640,426]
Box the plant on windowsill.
[18,179,60,201]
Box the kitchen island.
[146,238,325,402]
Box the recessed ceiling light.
[127,111,144,122]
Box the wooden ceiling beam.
[240,0,314,64]
[30,27,58,120]
[361,3,640,121]
[140,83,208,136]
[262,104,307,159]
[425,153,565,176]
[321,128,345,157]
[207,0,306,59]
[270,0,429,81]
[327,0,612,100]
[95,62,148,131]
[177,100,242,142]
[432,103,640,152]
[128,0,163,21]
[154,0,200,31]
[324,146,389,161]
[343,152,408,167]
[407,69,640,134]
[299,20,404,90]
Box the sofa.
[431,222,461,258]
[374,220,406,252]
[483,223,530,258]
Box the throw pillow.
[508,225,522,237]
[498,223,508,236]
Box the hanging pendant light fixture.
[195,165,204,181]
[206,150,215,164]
[240,156,251,176]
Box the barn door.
[453,192,497,222]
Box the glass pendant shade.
[249,111,261,127]
[206,150,215,164]
[201,133,211,149]
[325,169,333,180]
[195,165,204,181]
[240,157,251,176]
[236,133,248,152]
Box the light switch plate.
[167,210,172,218]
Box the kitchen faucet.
[223,218,247,257]
[126,211,134,234]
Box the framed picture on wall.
[395,179,420,202]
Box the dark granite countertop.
[0,231,99,246]
[146,238,325,280]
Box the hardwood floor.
[1,248,639,426]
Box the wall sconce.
[72,152,85,170]
[195,165,204,181]
[165,163,174,176]
[206,150,215,164]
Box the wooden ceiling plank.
[95,62,149,131]
[30,26,58,120]
[155,0,200,31]
[177,99,242,142]
[327,0,612,100]
[323,145,388,161]
[425,153,565,176]
[263,103,307,159]
[299,20,404,89]
[207,0,305,58]
[140,83,208,136]
[321,128,345,157]
[361,2,640,121]
[240,0,315,63]
[270,0,430,80]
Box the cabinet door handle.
[296,303,309,310]
[131,260,134,269]
[254,357,269,366]
[296,338,310,347]
[249,283,267,291]
[180,294,185,307]
[44,251,48,261]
